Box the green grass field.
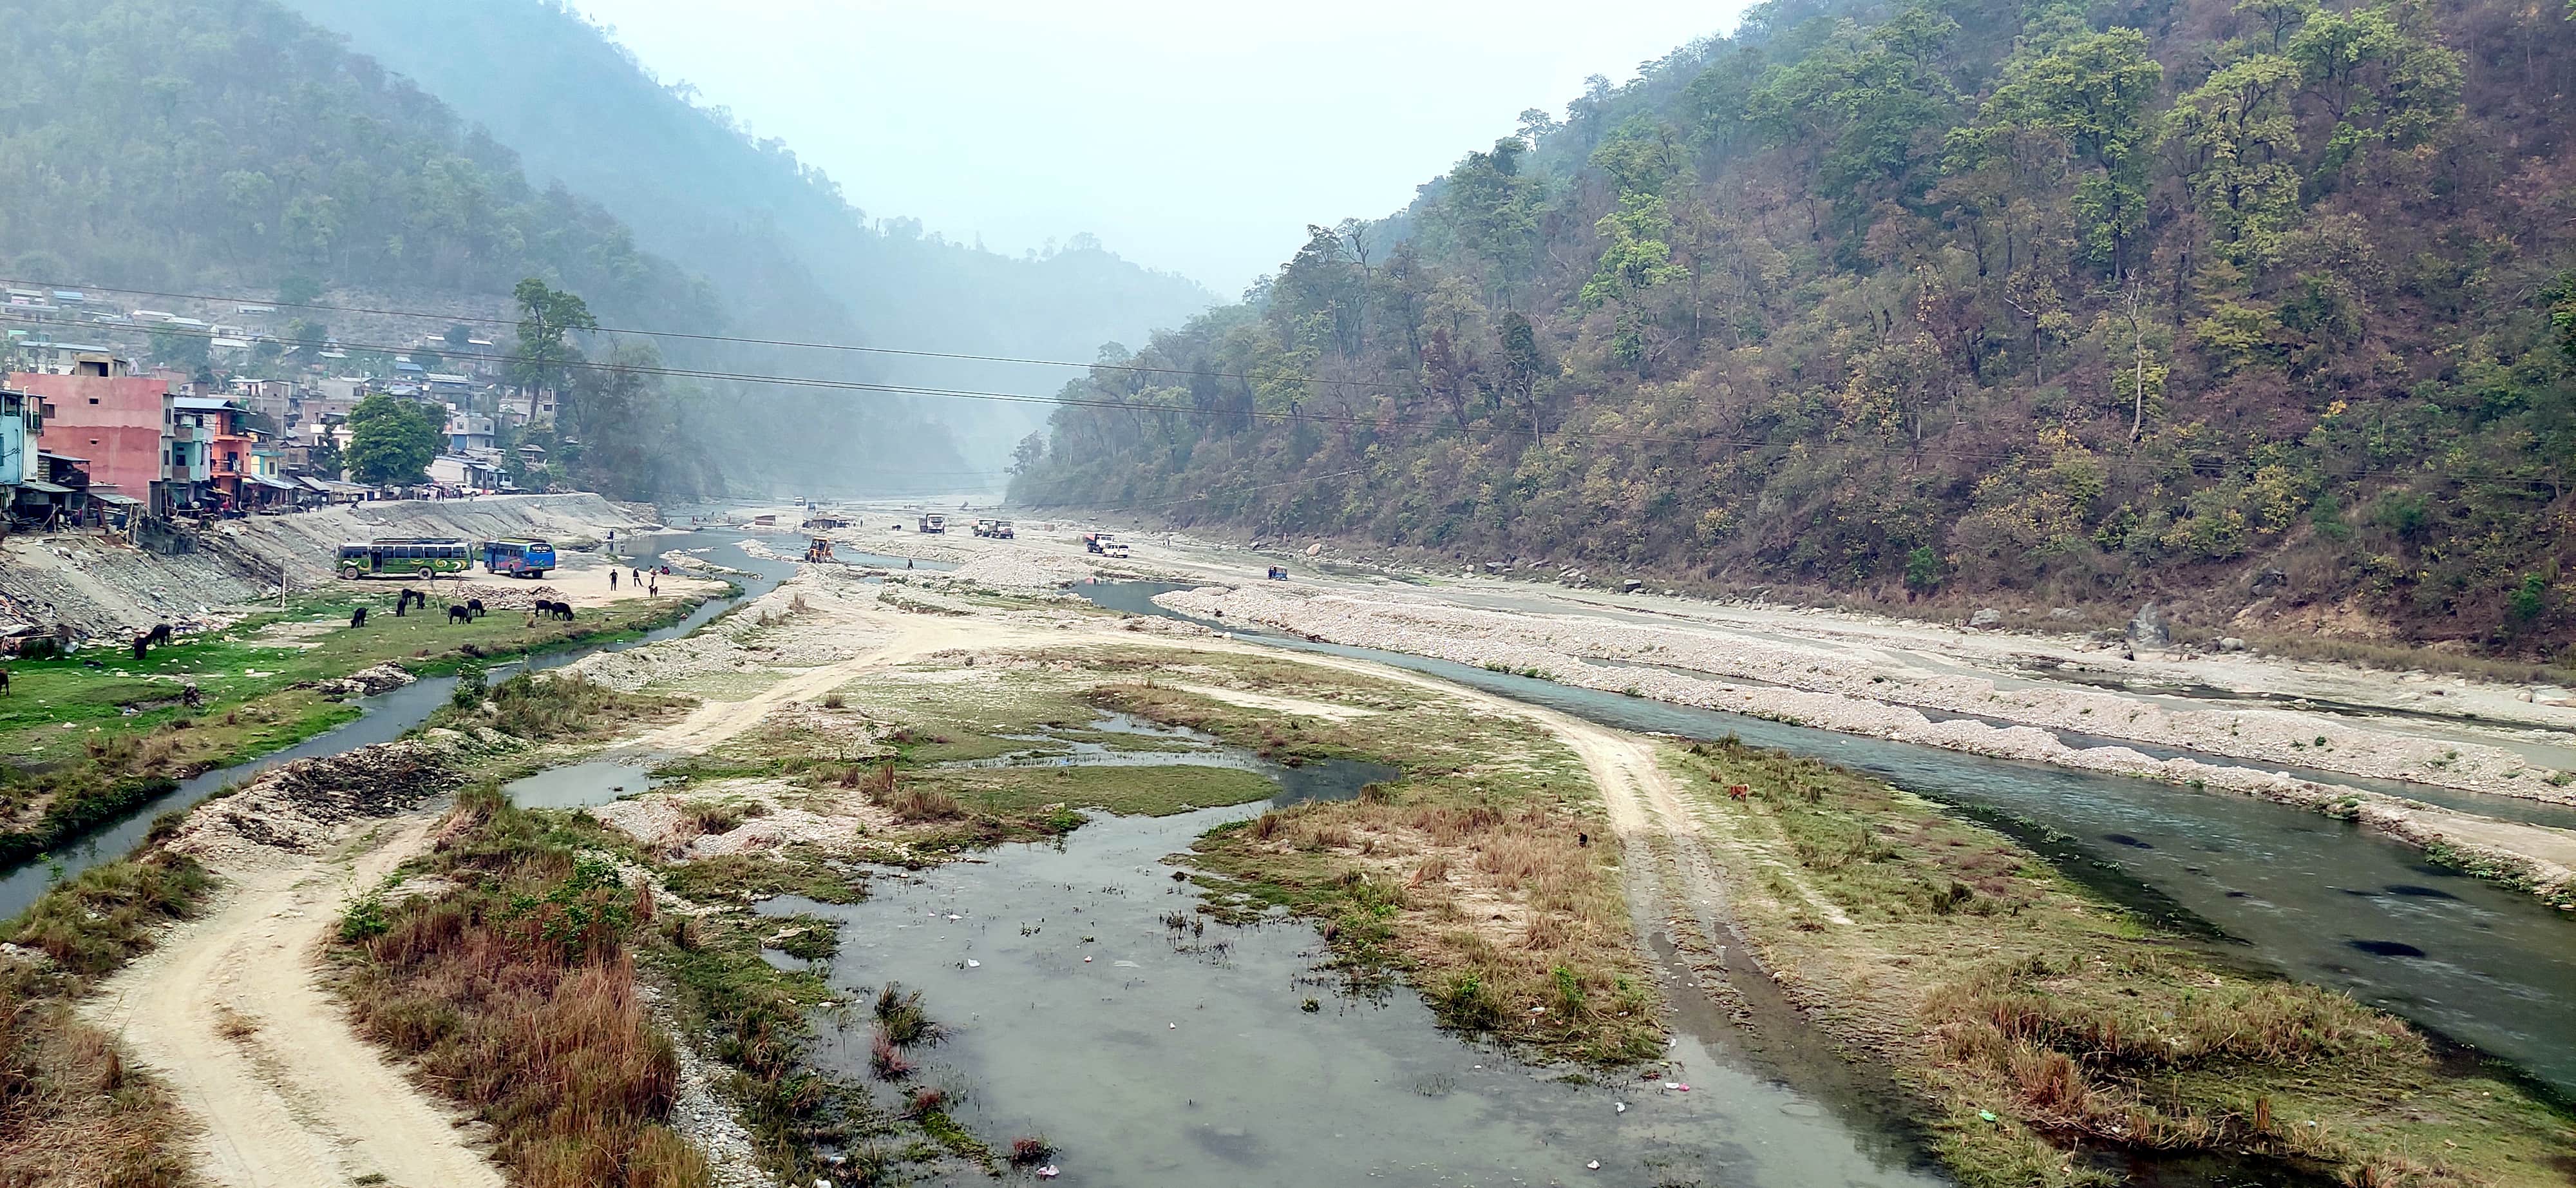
[0,586,710,857]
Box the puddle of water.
[1076,582,2576,1097]
[773,804,1946,1188]
[504,758,668,809]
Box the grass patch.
[0,589,707,857]
[328,785,709,1188]
[429,671,694,745]
[1,848,217,1186]
[1126,667,1661,1066]
[1667,736,2576,1187]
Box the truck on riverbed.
[1081,532,1126,558]
[916,513,947,533]
[973,518,1015,539]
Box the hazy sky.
[569,1,1747,295]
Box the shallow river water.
[772,799,1947,1188]
[1076,582,2576,1097]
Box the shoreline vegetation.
[0,586,717,868]
[1663,737,2576,1187]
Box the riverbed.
[1078,580,2576,1097]
[770,798,1947,1187]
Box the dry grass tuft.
[336,787,709,1188]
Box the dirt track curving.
[83,818,506,1188]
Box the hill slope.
[1013,0,2576,652]
[273,0,1218,470]
[0,0,971,497]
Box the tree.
[507,278,598,405]
[149,327,210,372]
[1949,28,2163,273]
[345,393,441,484]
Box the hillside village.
[2,287,570,533]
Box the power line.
[0,274,1320,390]
[7,307,2568,491]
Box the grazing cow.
[466,598,485,620]
[447,604,472,624]
[144,623,173,647]
[132,635,149,662]
[0,666,11,695]
[1726,783,1751,802]
[553,600,576,621]
[350,606,368,629]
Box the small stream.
[1078,581,2576,1098]
[769,796,1946,1188]
[0,529,802,919]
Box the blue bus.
[480,537,556,578]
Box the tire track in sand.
[84,818,506,1188]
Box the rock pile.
[310,662,417,701]
[169,738,465,860]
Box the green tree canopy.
[345,393,442,485]
[508,278,598,399]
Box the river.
[1075,580,2576,1098]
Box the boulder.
[1969,608,2003,628]
[2216,637,2248,653]
[2128,602,2172,647]
[2251,567,2289,596]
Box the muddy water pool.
[770,801,1947,1187]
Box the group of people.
[607,562,672,597]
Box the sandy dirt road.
[84,818,506,1188]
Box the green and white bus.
[336,537,471,579]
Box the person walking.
[610,568,619,591]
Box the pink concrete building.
[14,370,175,509]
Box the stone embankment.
[1160,586,2576,907]
[0,493,655,641]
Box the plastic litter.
[1978,1110,1998,1122]
[1663,1082,1681,1090]
[965,959,981,968]
[1036,1167,1060,1180]
[1586,1160,1602,1171]
[1615,1102,1627,1113]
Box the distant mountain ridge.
[274,0,1219,468]
[1011,0,2576,652]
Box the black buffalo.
[448,604,472,624]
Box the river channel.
[1075,580,2576,1098]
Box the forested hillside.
[274,0,1218,470]
[1016,0,2576,650]
[0,0,971,498]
